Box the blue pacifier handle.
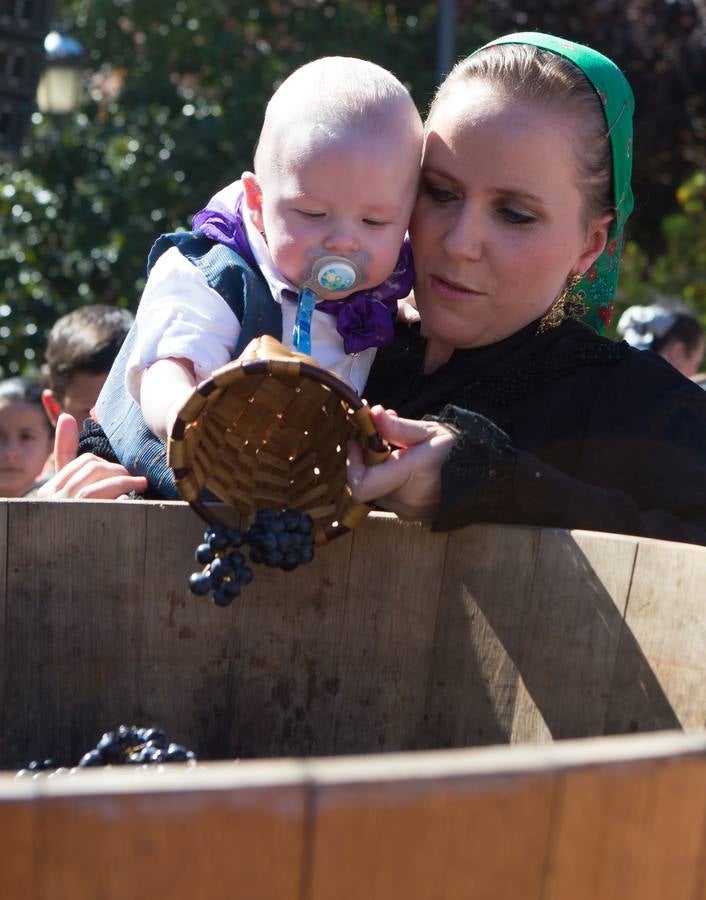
[292,287,318,355]
[291,256,361,355]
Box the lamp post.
[437,0,457,83]
[36,30,85,115]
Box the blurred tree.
[0,0,490,376]
[614,169,706,332]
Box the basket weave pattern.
[168,336,388,543]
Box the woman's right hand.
[37,413,148,500]
[347,405,457,521]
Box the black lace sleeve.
[425,405,518,529]
[428,403,706,545]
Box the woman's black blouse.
[364,317,706,545]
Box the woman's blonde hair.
[429,44,613,227]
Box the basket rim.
[170,356,365,441]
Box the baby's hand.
[397,293,420,324]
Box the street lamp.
[36,30,85,115]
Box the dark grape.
[281,552,300,572]
[165,743,189,762]
[258,532,278,553]
[195,543,215,565]
[297,513,313,535]
[212,585,234,607]
[78,749,104,768]
[223,580,242,599]
[206,527,229,551]
[210,556,233,582]
[141,728,168,748]
[264,549,284,568]
[281,509,300,532]
[255,509,276,527]
[299,544,315,564]
[226,527,244,547]
[189,571,212,596]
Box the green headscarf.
[472,32,634,332]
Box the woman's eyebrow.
[423,166,546,204]
[494,190,547,207]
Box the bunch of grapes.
[16,725,196,775]
[188,508,315,606]
[78,725,196,767]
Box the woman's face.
[410,84,610,353]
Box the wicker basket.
[167,335,389,544]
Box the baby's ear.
[241,172,264,232]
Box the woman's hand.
[347,405,457,521]
[37,413,147,500]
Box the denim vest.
[95,232,282,498]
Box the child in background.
[42,304,134,428]
[0,377,53,497]
[616,304,705,378]
[93,55,423,498]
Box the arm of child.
[139,356,198,441]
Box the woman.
[347,32,706,545]
[41,34,706,545]
[616,304,704,377]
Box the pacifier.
[292,256,363,355]
[307,256,361,294]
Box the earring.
[537,273,586,334]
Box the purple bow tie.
[191,181,414,354]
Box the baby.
[125,56,423,444]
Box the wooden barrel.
[1,731,705,899]
[1,499,705,897]
[1,499,704,766]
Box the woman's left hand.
[347,405,457,521]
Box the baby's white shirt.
[126,224,377,401]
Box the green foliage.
[0,0,490,376]
[614,170,706,334]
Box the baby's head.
[242,57,423,299]
[0,377,53,498]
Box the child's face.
[244,130,419,299]
[0,400,53,497]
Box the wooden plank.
[543,742,706,899]
[0,501,7,766]
[423,524,542,747]
[0,792,37,899]
[223,517,356,758]
[606,538,706,733]
[134,501,234,759]
[326,515,448,753]
[0,500,147,769]
[1,761,307,900]
[510,529,639,742]
[307,751,556,900]
[305,731,706,900]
